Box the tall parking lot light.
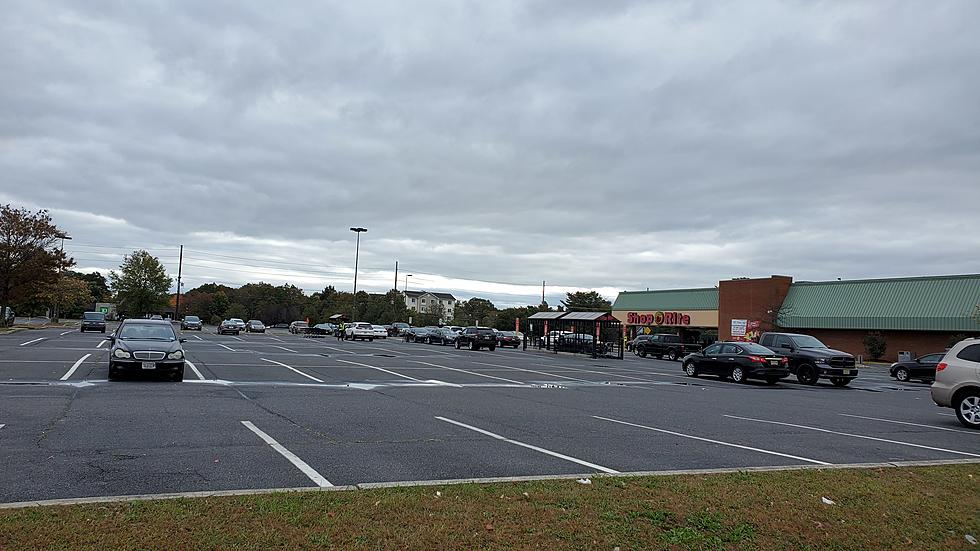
[349,227,367,300]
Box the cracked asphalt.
[1,325,977,504]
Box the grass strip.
[1,464,977,550]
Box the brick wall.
[718,276,793,341]
[783,329,979,362]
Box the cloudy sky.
[2,1,978,307]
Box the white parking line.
[472,361,595,383]
[240,421,332,487]
[19,338,44,347]
[193,335,204,341]
[230,336,245,342]
[335,359,422,381]
[593,415,831,465]
[272,345,298,353]
[260,358,324,383]
[218,344,236,352]
[267,336,286,343]
[59,354,92,381]
[185,360,205,381]
[59,330,72,336]
[96,340,107,349]
[409,360,526,385]
[319,345,355,355]
[725,415,980,458]
[436,416,619,474]
[838,413,980,435]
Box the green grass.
[0,465,978,550]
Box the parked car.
[218,320,240,335]
[108,319,186,382]
[759,332,858,386]
[3,306,14,326]
[229,318,246,331]
[271,323,289,329]
[427,328,458,345]
[890,353,944,383]
[245,320,266,333]
[448,326,464,334]
[345,322,376,341]
[634,333,701,361]
[308,323,336,336]
[180,315,203,331]
[931,337,980,429]
[370,325,388,339]
[288,321,309,334]
[403,327,432,343]
[682,342,789,384]
[390,322,410,336]
[455,327,497,351]
[496,331,522,348]
[150,314,164,320]
[626,334,653,353]
[540,330,572,347]
[80,311,107,333]
[556,333,610,355]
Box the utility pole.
[349,228,367,315]
[542,280,546,306]
[52,233,72,323]
[394,261,398,291]
[174,245,183,319]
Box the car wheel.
[731,367,747,383]
[172,369,184,382]
[489,345,496,351]
[830,377,851,387]
[796,364,818,385]
[638,350,647,358]
[765,377,780,385]
[101,329,106,333]
[684,361,698,377]
[455,340,461,349]
[108,366,118,381]
[80,328,85,333]
[895,367,910,382]
[369,338,374,342]
[470,341,478,351]
[954,391,980,429]
[668,349,679,361]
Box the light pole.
[52,233,72,323]
[349,227,367,299]
[405,274,412,292]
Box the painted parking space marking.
[96,339,107,349]
[272,345,298,353]
[436,416,619,474]
[59,330,73,336]
[241,421,332,487]
[318,345,355,355]
[839,413,980,435]
[193,335,204,341]
[230,335,245,342]
[185,360,206,381]
[335,359,422,382]
[409,360,526,385]
[260,358,324,383]
[59,354,92,381]
[593,415,830,465]
[472,361,595,383]
[218,344,236,352]
[725,415,980,458]
[19,338,44,347]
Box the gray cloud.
[2,0,979,307]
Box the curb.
[2,458,977,510]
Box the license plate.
[769,360,779,365]
[842,369,853,375]
[141,362,156,370]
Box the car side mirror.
[179,338,187,343]
[108,335,116,344]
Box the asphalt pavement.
[1,325,977,504]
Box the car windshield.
[739,343,775,355]
[475,328,494,335]
[791,335,827,348]
[248,320,262,324]
[295,322,308,327]
[184,316,199,322]
[118,324,175,341]
[83,312,105,320]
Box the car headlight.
[168,350,184,360]
[113,349,131,359]
[815,358,829,364]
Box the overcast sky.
[2,1,978,307]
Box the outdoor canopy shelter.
[526,311,623,359]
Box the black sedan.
[404,327,433,343]
[682,342,789,384]
[495,331,522,348]
[218,320,240,335]
[180,315,203,331]
[80,311,107,333]
[890,353,944,383]
[426,328,458,345]
[108,319,186,381]
[245,320,266,333]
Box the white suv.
[345,322,376,341]
[931,338,980,429]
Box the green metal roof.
[612,287,718,311]
[779,274,980,332]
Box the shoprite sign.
[626,311,691,326]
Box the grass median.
[1,464,978,550]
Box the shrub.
[863,331,887,360]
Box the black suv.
[455,327,497,351]
[759,332,858,386]
[80,311,107,333]
[634,333,701,361]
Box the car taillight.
[748,356,766,364]
[936,362,948,372]
[780,357,789,365]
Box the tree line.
[1,203,613,328]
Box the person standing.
[337,322,346,341]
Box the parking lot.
[1,325,978,505]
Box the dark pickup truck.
[634,333,702,361]
[759,332,858,386]
[454,327,497,351]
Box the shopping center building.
[612,274,980,361]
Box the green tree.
[494,305,540,331]
[109,250,172,317]
[67,271,111,303]
[561,291,611,312]
[455,298,497,326]
[0,205,73,326]
[225,303,249,321]
[208,290,231,323]
[37,276,94,319]
[863,331,887,361]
